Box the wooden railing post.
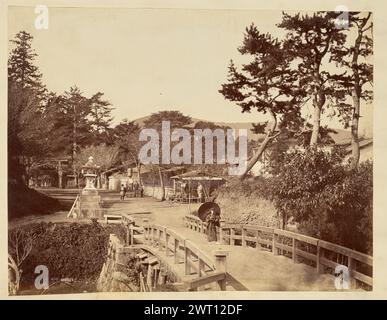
[157,228,161,250]
[256,230,261,250]
[230,228,235,246]
[164,227,168,255]
[348,257,356,289]
[241,227,246,247]
[143,218,149,243]
[316,241,321,273]
[214,250,229,291]
[292,237,297,263]
[174,238,179,264]
[197,259,202,277]
[272,231,277,255]
[219,219,225,245]
[184,240,190,275]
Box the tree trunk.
[310,94,324,146]
[351,89,361,170]
[349,13,371,170]
[158,167,165,201]
[239,111,278,180]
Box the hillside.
[133,115,352,143]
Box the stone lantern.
[81,156,100,193]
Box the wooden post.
[241,227,246,247]
[143,218,149,243]
[184,242,190,275]
[348,257,356,289]
[272,231,277,255]
[292,238,297,263]
[174,238,179,264]
[126,225,130,246]
[230,228,235,246]
[256,230,261,250]
[164,228,168,255]
[157,228,161,250]
[214,250,229,291]
[219,219,225,244]
[316,242,321,273]
[146,264,153,292]
[197,259,202,277]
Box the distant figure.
[120,184,126,201]
[205,209,220,243]
[133,182,139,197]
[139,184,144,198]
[197,183,204,203]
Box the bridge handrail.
[185,214,373,289]
[140,223,227,290]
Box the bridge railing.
[185,214,373,290]
[141,223,228,291]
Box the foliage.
[73,144,120,173]
[278,12,347,145]
[143,111,193,200]
[219,24,303,178]
[13,221,126,285]
[216,177,279,226]
[8,31,49,183]
[112,119,143,168]
[268,148,372,254]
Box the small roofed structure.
[170,170,225,203]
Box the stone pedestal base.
[71,189,104,219]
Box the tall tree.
[331,12,373,170]
[88,92,114,145]
[113,119,143,183]
[8,31,48,184]
[278,12,347,146]
[143,111,192,200]
[219,24,303,179]
[8,31,44,91]
[55,86,92,160]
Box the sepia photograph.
[6,3,375,297]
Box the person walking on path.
[133,181,139,197]
[205,209,220,243]
[120,184,126,201]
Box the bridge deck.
[122,197,335,291]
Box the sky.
[8,6,373,136]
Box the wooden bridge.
[111,212,373,291]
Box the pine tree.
[8,31,44,91]
[278,12,347,146]
[88,92,114,145]
[8,31,47,183]
[219,24,303,179]
[330,12,373,170]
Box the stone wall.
[96,234,139,292]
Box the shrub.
[10,221,126,286]
[268,148,372,254]
[216,177,279,227]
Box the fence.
[124,219,228,291]
[185,214,373,290]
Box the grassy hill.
[8,182,62,221]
